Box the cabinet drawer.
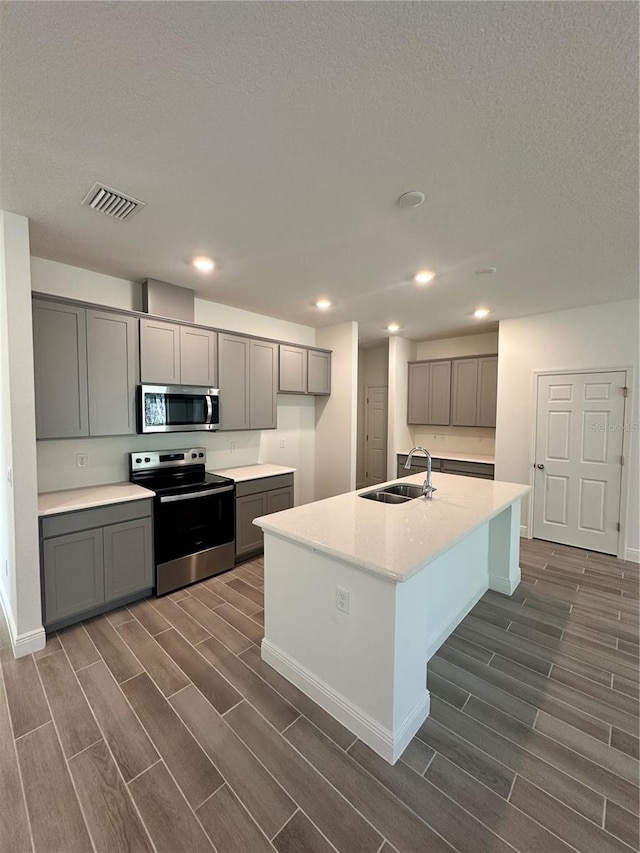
[397,455,441,473]
[41,499,152,539]
[441,460,494,479]
[235,473,294,498]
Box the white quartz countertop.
[255,472,529,583]
[208,463,296,482]
[38,483,155,517]
[398,450,495,464]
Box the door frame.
[364,384,388,487]
[528,365,635,560]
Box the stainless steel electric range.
[129,447,235,595]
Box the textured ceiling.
[1,2,637,343]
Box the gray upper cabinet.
[279,345,307,393]
[139,318,181,384]
[307,349,331,395]
[140,318,217,387]
[218,333,251,429]
[279,345,331,395]
[180,326,217,387]
[407,360,451,426]
[451,359,479,426]
[250,339,278,429]
[218,335,279,430]
[451,355,498,427]
[33,300,89,439]
[476,356,498,427]
[87,309,139,436]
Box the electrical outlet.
[280,439,285,448]
[76,453,87,468]
[230,442,237,452]
[6,467,12,486]
[336,586,350,614]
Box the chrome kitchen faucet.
[404,446,437,499]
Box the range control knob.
[135,458,142,464]
[144,457,151,463]
[199,452,204,458]
[191,452,197,459]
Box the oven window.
[155,490,234,564]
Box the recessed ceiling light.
[414,270,435,285]
[315,298,332,310]
[474,308,490,319]
[192,256,215,273]
[387,323,400,333]
[397,191,425,209]
[475,267,497,276]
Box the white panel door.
[365,386,388,485]
[532,371,626,554]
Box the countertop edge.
[255,479,530,583]
[207,463,297,482]
[38,484,156,517]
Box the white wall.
[315,322,359,499]
[356,344,389,487]
[0,212,44,655]
[387,336,416,479]
[495,300,639,560]
[411,331,498,457]
[32,258,318,506]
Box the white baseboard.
[519,525,530,538]
[261,639,430,764]
[489,568,521,595]
[0,585,45,658]
[624,548,639,564]
[425,582,487,661]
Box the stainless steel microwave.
[138,385,220,433]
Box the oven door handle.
[159,485,234,503]
[205,395,213,425]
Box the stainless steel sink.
[359,490,411,504]
[359,482,424,503]
[381,483,424,499]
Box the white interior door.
[533,371,626,554]
[365,386,388,485]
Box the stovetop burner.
[129,447,234,495]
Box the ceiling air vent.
[81,183,145,221]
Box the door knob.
[536,463,545,470]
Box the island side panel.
[487,499,522,595]
[261,533,398,743]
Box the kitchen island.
[254,471,530,763]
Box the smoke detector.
[81,183,145,221]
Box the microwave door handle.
[159,485,234,503]
[205,395,213,425]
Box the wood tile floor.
[1,540,638,852]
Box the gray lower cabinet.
[43,529,104,624]
[397,454,493,480]
[218,335,278,430]
[279,345,331,395]
[33,300,89,439]
[234,474,294,559]
[33,299,139,438]
[41,499,153,630]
